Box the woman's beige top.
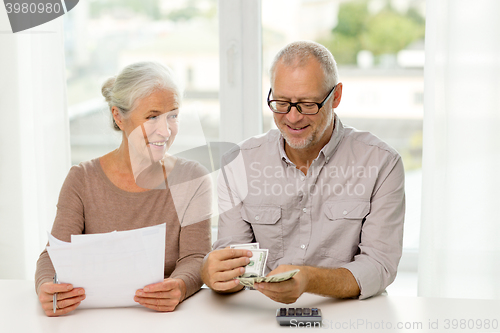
[35,158,212,300]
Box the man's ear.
[332,82,343,109]
[111,106,124,131]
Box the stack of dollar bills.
[230,243,299,287]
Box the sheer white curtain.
[419,0,500,299]
[0,14,70,279]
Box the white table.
[2,280,499,333]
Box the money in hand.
[229,243,260,250]
[229,243,267,278]
[229,243,300,287]
[236,269,300,287]
[241,249,268,278]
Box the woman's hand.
[38,282,86,317]
[134,278,186,312]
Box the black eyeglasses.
[267,84,337,115]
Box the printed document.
[46,224,166,308]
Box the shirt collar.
[278,114,345,165]
[278,135,290,165]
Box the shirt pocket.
[320,199,370,262]
[240,204,284,264]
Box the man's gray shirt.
[213,115,405,299]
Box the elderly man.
[201,41,405,303]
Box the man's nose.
[286,106,304,123]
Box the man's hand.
[201,248,253,293]
[254,265,308,304]
[38,282,86,317]
[256,265,360,303]
[134,278,186,312]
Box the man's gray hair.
[270,41,339,92]
[101,61,181,131]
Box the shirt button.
[302,208,307,213]
[300,244,306,249]
[255,216,260,221]
[343,210,348,215]
[300,176,305,181]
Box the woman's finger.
[38,282,74,303]
[57,294,86,309]
[45,301,82,317]
[136,289,181,300]
[39,287,85,306]
[41,282,74,294]
[41,294,86,311]
[139,303,176,312]
[142,279,178,293]
[134,296,178,307]
[56,288,85,301]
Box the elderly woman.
[35,62,212,316]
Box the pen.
[53,273,58,313]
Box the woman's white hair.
[269,41,339,92]
[101,61,181,131]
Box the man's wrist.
[300,266,313,294]
[200,254,211,288]
[298,266,360,298]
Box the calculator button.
[276,307,322,326]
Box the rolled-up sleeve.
[342,154,405,299]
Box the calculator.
[276,307,322,326]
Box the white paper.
[46,224,166,309]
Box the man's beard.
[280,112,334,150]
